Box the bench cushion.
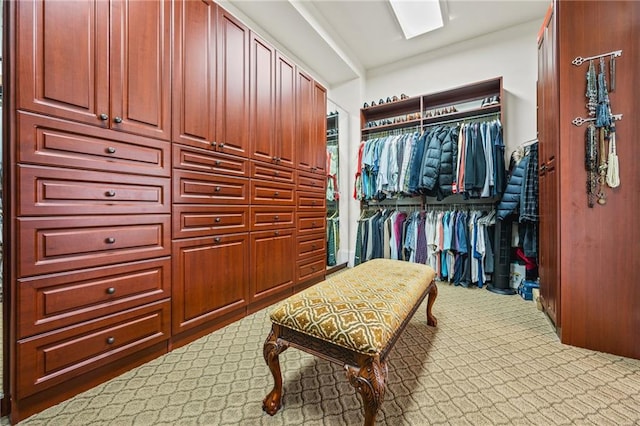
[270,259,436,355]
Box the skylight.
[389,0,444,40]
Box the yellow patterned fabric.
[270,259,436,355]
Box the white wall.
[330,19,541,266]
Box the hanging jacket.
[497,153,530,220]
[408,131,429,194]
[438,125,459,200]
[464,123,487,193]
[419,126,444,193]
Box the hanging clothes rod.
[422,111,500,128]
[572,49,622,66]
[365,125,420,139]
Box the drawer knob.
[214,237,221,243]
[274,171,279,176]
[312,221,317,227]
[311,266,316,272]
[106,287,116,295]
[215,186,221,192]
[274,231,280,236]
[215,160,221,166]
[105,190,116,197]
[312,200,317,205]
[215,217,221,223]
[99,113,109,121]
[276,157,281,163]
[274,215,279,221]
[272,156,277,162]
[219,142,225,148]
[274,192,279,197]
[114,116,123,124]
[311,181,316,186]
[106,146,117,154]
[211,141,218,147]
[106,337,115,345]
[105,237,116,244]
[312,244,317,249]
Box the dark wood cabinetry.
[173,1,249,157]
[296,74,327,175]
[17,0,171,140]
[172,234,250,334]
[9,0,327,421]
[216,8,250,158]
[537,5,560,327]
[536,1,640,359]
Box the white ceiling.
[227,0,550,87]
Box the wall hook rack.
[572,113,623,127]
[572,50,622,66]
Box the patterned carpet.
[6,280,640,425]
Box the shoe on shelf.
[371,100,376,106]
[392,95,399,102]
[379,98,385,105]
[364,102,369,108]
[400,93,408,100]
[386,97,392,103]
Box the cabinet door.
[17,0,109,126]
[250,229,295,302]
[172,234,249,334]
[312,81,328,174]
[250,32,276,165]
[111,0,171,141]
[276,53,296,169]
[296,68,314,171]
[537,15,560,327]
[216,8,250,158]
[172,0,217,149]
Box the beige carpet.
[6,281,640,425]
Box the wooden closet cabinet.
[17,0,171,141]
[536,0,640,360]
[249,32,296,169]
[537,5,560,327]
[9,0,328,421]
[173,1,250,158]
[296,70,327,175]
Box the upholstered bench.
[262,258,438,425]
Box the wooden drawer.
[18,215,171,278]
[17,111,170,177]
[251,161,294,183]
[250,180,295,205]
[297,170,326,193]
[173,205,249,239]
[18,164,170,216]
[173,170,249,204]
[18,257,171,339]
[250,229,295,302]
[173,144,248,177]
[16,300,170,399]
[296,191,326,211]
[297,232,326,259]
[296,212,326,235]
[250,206,295,231]
[296,255,326,283]
[172,234,249,334]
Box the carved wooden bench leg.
[345,355,388,426]
[426,281,438,327]
[262,327,289,415]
